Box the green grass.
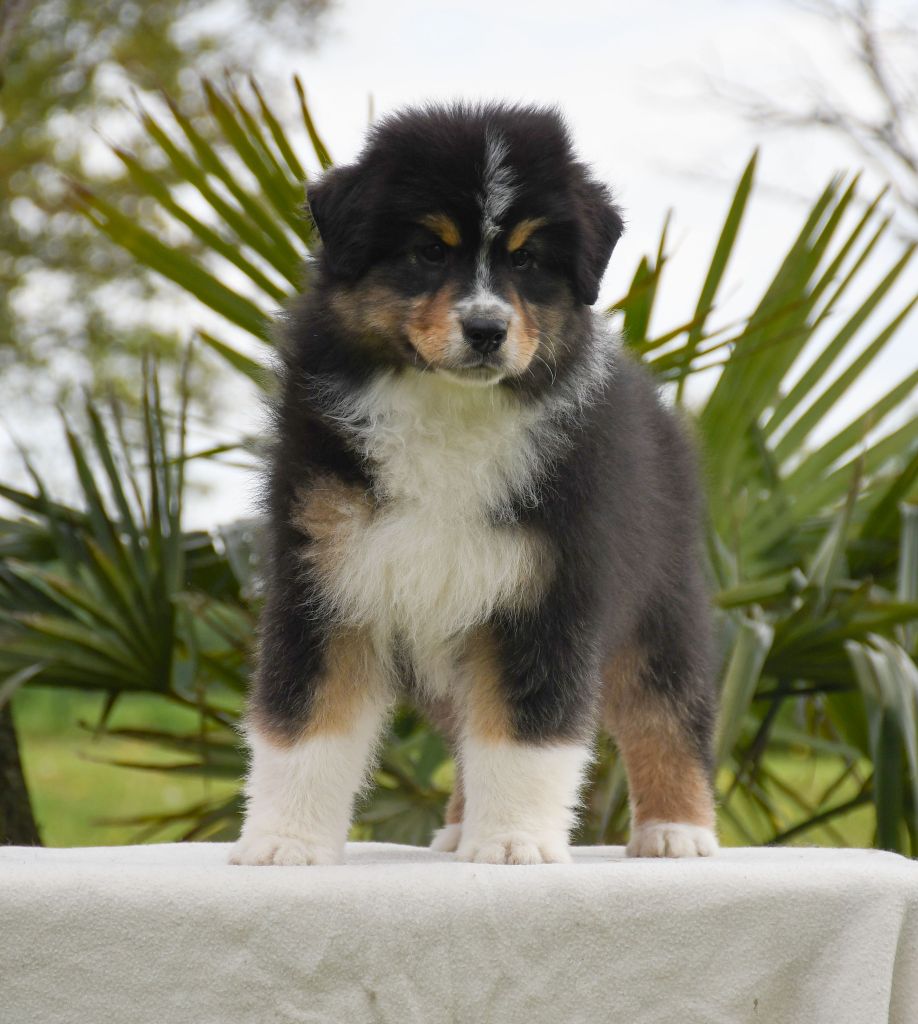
[716,755,875,849]
[14,689,238,846]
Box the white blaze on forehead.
[474,128,520,294]
[480,129,518,232]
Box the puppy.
[229,103,718,867]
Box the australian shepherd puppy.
[229,103,718,867]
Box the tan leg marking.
[602,646,715,830]
[293,476,375,582]
[418,695,467,852]
[415,696,464,821]
[444,775,465,824]
[304,629,383,738]
[461,630,513,744]
[249,628,384,747]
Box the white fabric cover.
[2,841,916,1024]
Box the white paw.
[627,822,718,858]
[430,822,462,852]
[457,831,572,865]
[228,833,341,866]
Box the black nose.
[462,317,507,354]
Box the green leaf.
[162,91,303,272]
[248,77,308,184]
[111,144,290,304]
[867,451,918,540]
[899,505,918,652]
[716,618,775,763]
[764,194,892,438]
[0,663,45,711]
[715,571,799,609]
[773,278,917,466]
[785,367,918,497]
[210,79,309,241]
[197,331,273,390]
[676,151,756,400]
[701,175,852,495]
[846,636,918,850]
[135,102,302,284]
[294,75,334,170]
[75,185,274,342]
[619,214,669,346]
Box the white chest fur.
[313,373,553,672]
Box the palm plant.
[0,363,249,839]
[2,78,916,851]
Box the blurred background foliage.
[0,0,332,407]
[1,69,917,853]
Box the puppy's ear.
[573,176,624,306]
[306,164,374,280]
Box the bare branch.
[709,0,918,239]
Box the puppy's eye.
[418,242,446,265]
[511,248,533,269]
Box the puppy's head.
[307,104,623,388]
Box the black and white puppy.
[229,103,718,867]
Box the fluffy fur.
[230,103,718,867]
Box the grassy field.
[15,687,876,849]
[715,756,875,849]
[15,689,239,847]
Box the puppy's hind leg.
[417,696,465,853]
[602,604,718,859]
[429,776,464,853]
[230,626,391,867]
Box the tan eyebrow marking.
[420,213,461,247]
[507,217,547,252]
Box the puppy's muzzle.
[462,316,508,355]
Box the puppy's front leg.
[230,627,390,867]
[455,630,594,865]
[458,739,591,865]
